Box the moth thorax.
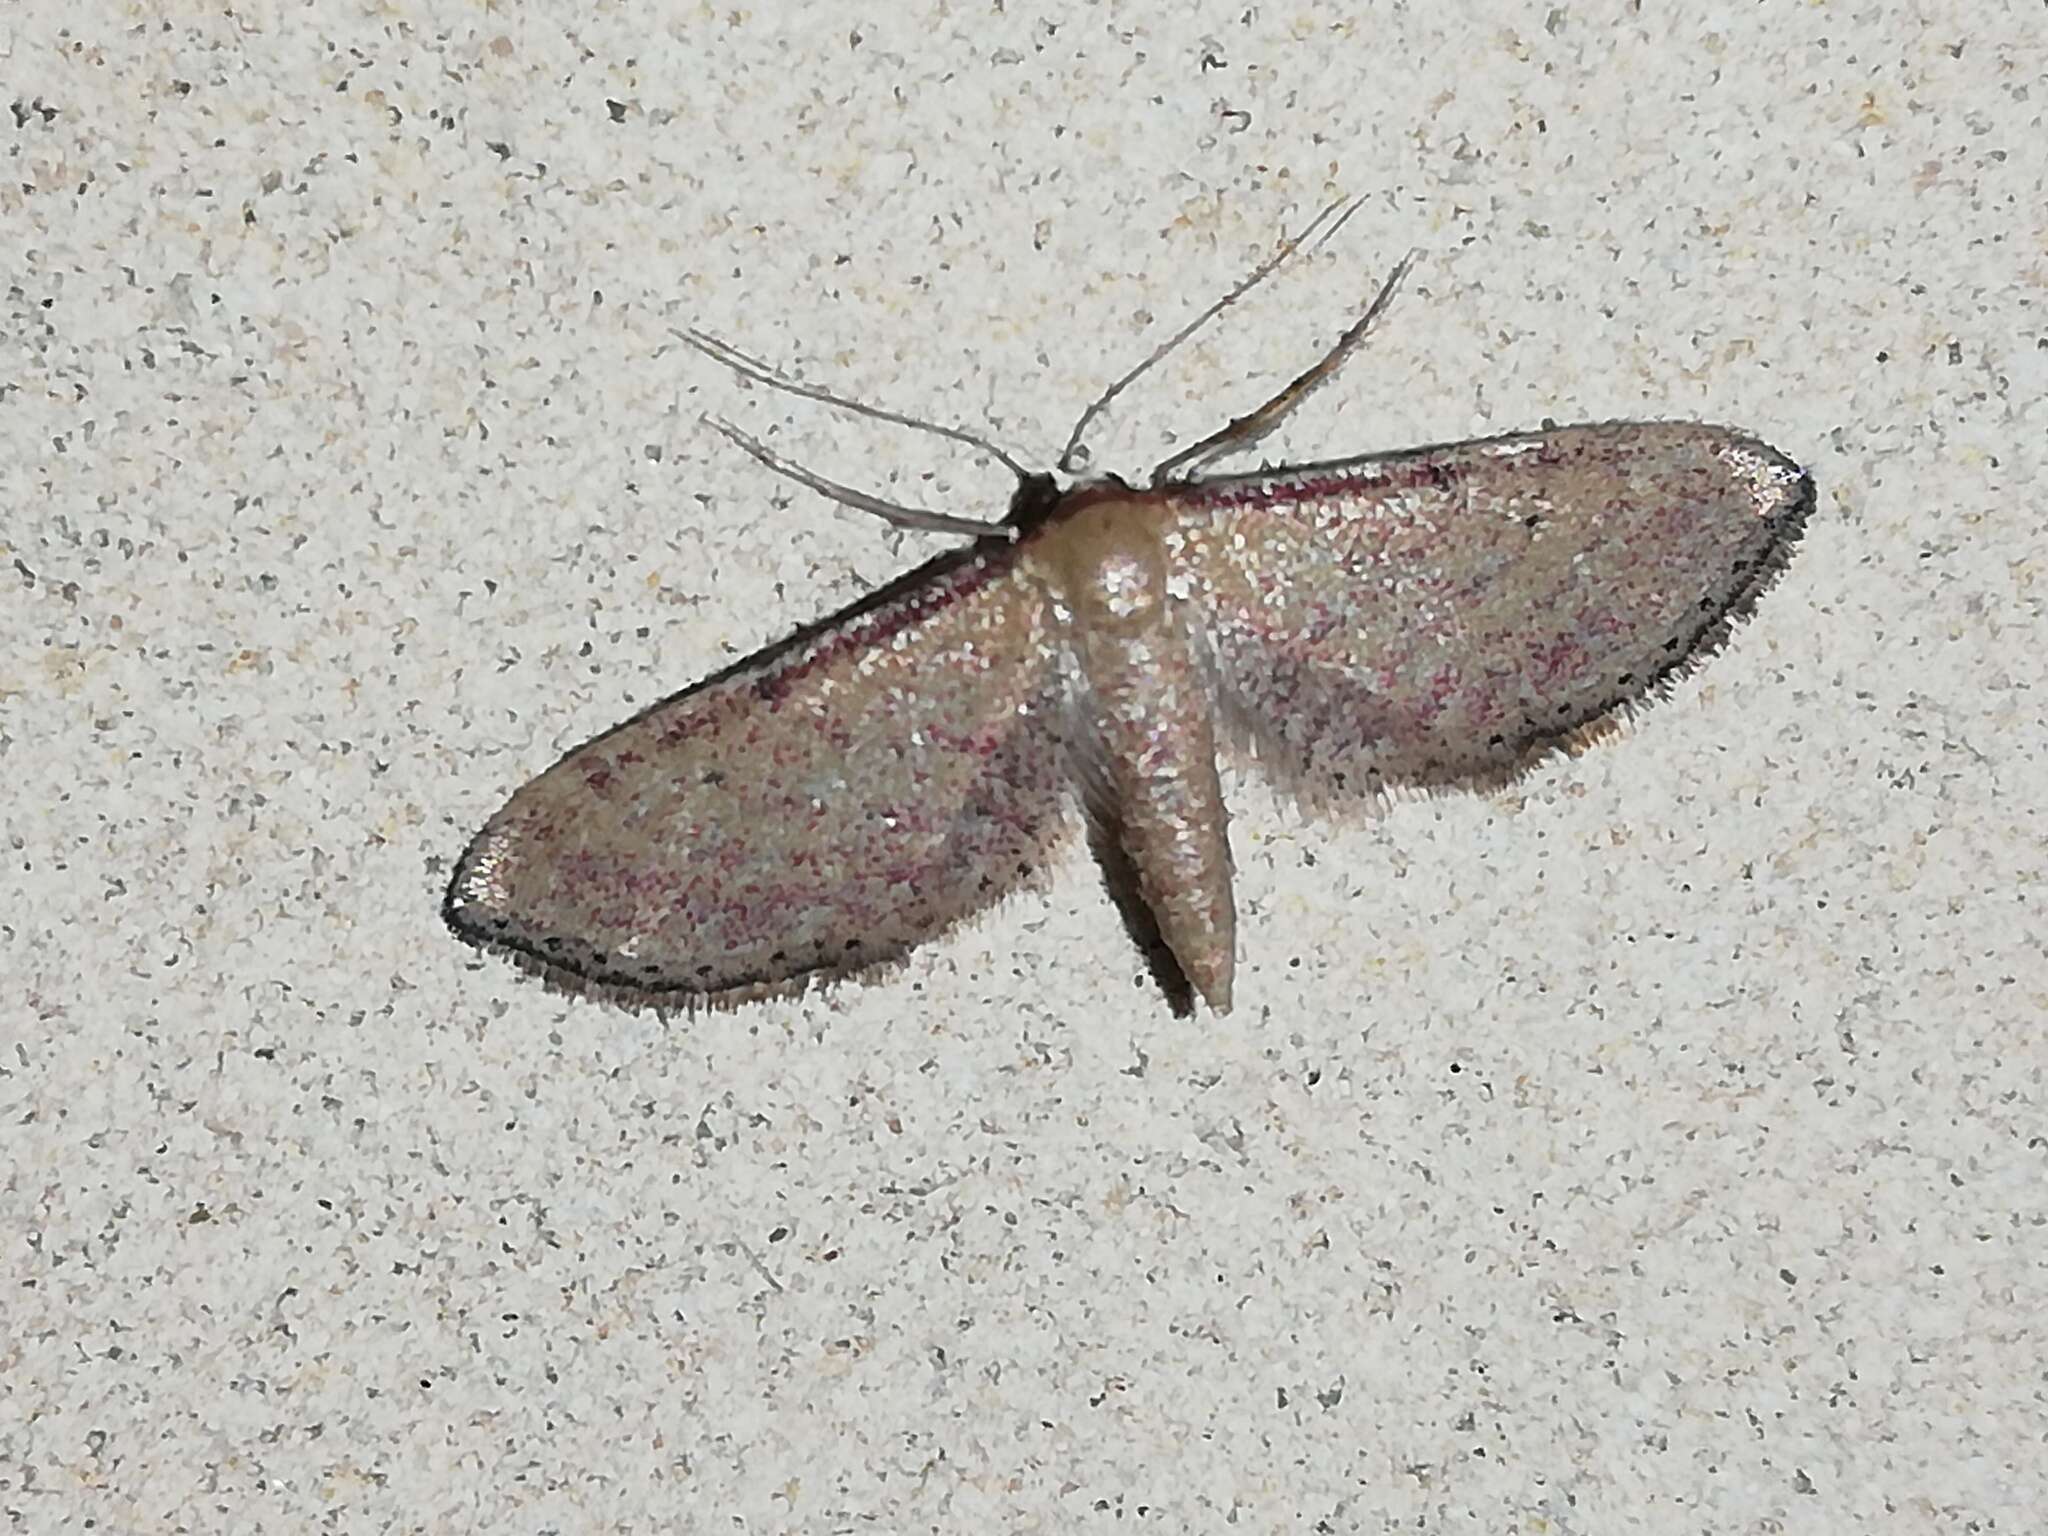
[1043,499,1170,636]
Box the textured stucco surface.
[5,4,2043,1531]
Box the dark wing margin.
[1168,422,1813,805]
[444,542,1072,1009]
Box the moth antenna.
[676,328,1033,480]
[1150,250,1417,486]
[1056,195,1366,476]
[702,415,1018,541]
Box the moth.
[444,205,1811,1014]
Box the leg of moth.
[701,415,1013,540]
[1151,253,1415,485]
[1058,196,1367,475]
[1030,491,1237,1012]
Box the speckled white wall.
[4,1,2042,1531]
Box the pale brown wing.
[1167,422,1812,804]
[444,543,1071,1005]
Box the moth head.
[1035,491,1171,637]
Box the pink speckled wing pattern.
[446,420,1809,1012]
[445,543,1071,1001]
[1167,423,1810,804]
